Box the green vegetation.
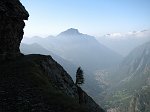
[100,72,150,111]
[103,90,132,109]
[136,86,150,112]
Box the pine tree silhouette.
[76,67,84,86]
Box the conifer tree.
[76,67,84,86]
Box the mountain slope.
[116,41,150,89]
[100,41,150,112]
[0,54,105,112]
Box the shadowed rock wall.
[0,0,29,61]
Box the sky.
[21,0,150,37]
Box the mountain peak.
[58,28,80,36]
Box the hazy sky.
[21,0,150,37]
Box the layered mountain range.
[22,28,122,72]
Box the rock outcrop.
[0,0,29,61]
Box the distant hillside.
[99,41,150,112]
[22,28,123,72]
[115,41,150,89]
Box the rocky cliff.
[0,0,29,61]
[0,0,105,112]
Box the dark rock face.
[77,86,105,112]
[0,0,29,61]
[39,55,79,98]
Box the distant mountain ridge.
[58,28,80,36]
[23,28,123,72]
